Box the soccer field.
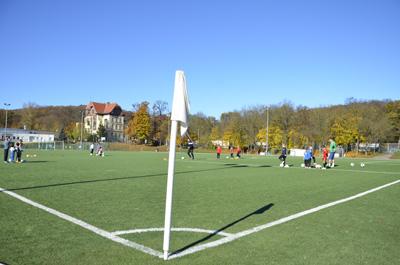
[1,150,399,265]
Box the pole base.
[163,251,169,260]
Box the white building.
[0,128,55,142]
[84,102,125,142]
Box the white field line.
[0,187,163,258]
[111,227,233,237]
[168,179,400,260]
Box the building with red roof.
[84,102,125,142]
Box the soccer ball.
[181,156,185,160]
[279,163,284,168]
[350,162,354,167]
[26,154,30,158]
[226,156,229,159]
[284,165,289,168]
[322,167,326,170]
[360,163,365,168]
[315,164,322,169]
[300,163,305,168]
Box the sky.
[0,0,399,118]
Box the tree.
[126,102,151,144]
[386,101,400,142]
[64,122,80,142]
[20,103,40,130]
[97,124,107,140]
[256,125,283,149]
[152,100,168,116]
[58,127,67,142]
[272,102,295,144]
[150,101,168,145]
[209,126,221,142]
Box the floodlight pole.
[4,103,11,138]
[163,120,178,260]
[80,110,84,150]
[265,107,269,155]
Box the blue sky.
[1,0,399,118]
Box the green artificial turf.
[1,150,399,265]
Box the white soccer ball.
[226,156,230,159]
[26,154,30,158]
[181,156,185,160]
[33,154,37,157]
[315,164,322,169]
[350,162,354,167]
[360,162,365,168]
[284,165,290,168]
[280,163,284,168]
[322,167,326,170]
[301,163,305,168]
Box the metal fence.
[1,141,110,151]
[381,142,400,153]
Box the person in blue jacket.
[304,147,312,168]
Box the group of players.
[279,138,337,169]
[187,137,337,170]
[3,137,23,163]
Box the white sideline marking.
[168,179,400,259]
[0,187,163,258]
[111,227,233,237]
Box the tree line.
[124,98,399,152]
[1,99,399,150]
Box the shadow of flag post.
[163,70,190,260]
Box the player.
[89,143,94,155]
[15,142,22,163]
[9,142,15,162]
[304,147,312,168]
[322,145,328,168]
[229,145,234,158]
[3,137,10,163]
[328,138,336,167]
[97,145,104,156]
[216,145,222,159]
[236,146,242,158]
[310,146,316,165]
[278,144,287,166]
[187,139,194,160]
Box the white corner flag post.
[163,70,190,260]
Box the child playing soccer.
[9,143,15,162]
[328,138,337,167]
[90,143,94,155]
[236,146,242,158]
[278,144,287,166]
[216,145,222,159]
[229,145,234,158]
[304,147,312,168]
[15,142,22,163]
[322,145,328,168]
[187,139,194,159]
